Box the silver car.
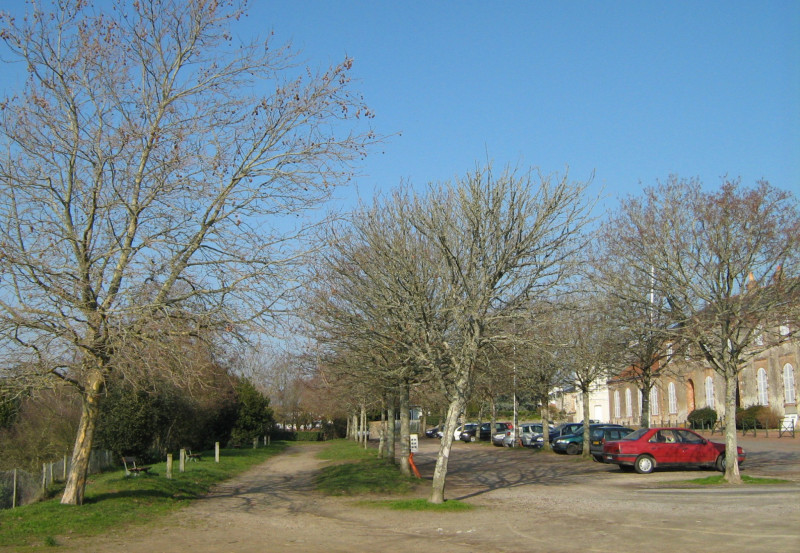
[503,423,554,447]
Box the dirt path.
[51,439,800,553]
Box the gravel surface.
[51,433,800,553]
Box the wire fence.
[0,450,114,510]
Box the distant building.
[607,326,798,429]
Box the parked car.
[502,423,555,447]
[483,422,512,442]
[547,422,585,444]
[553,424,627,454]
[602,427,746,474]
[425,425,443,438]
[460,421,513,442]
[455,422,477,440]
[590,426,635,461]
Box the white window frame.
[705,376,715,409]
[757,367,769,406]
[650,387,659,416]
[668,382,677,414]
[614,390,621,418]
[625,388,633,418]
[783,363,796,405]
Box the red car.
[602,427,745,474]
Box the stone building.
[607,328,798,429]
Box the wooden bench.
[122,456,151,476]
[185,449,202,462]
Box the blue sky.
[248,0,799,210]
[2,0,797,211]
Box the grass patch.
[363,498,474,511]
[315,438,377,461]
[315,458,416,495]
[0,443,288,549]
[314,439,418,496]
[682,474,790,485]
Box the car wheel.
[634,455,655,474]
[470,435,476,442]
[715,454,726,472]
[566,443,580,455]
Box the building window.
[625,388,632,418]
[614,390,621,418]
[705,376,715,409]
[668,382,677,414]
[757,368,769,405]
[784,364,796,405]
[650,387,659,416]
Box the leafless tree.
[604,177,799,482]
[555,293,619,455]
[308,164,593,502]
[589,252,677,428]
[0,0,377,504]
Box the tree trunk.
[386,404,396,464]
[378,406,386,457]
[360,404,367,448]
[430,397,464,504]
[640,386,651,428]
[399,383,411,476]
[723,371,742,483]
[541,400,552,452]
[61,370,104,505]
[581,388,591,456]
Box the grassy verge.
[682,474,790,485]
[0,443,288,549]
[314,440,472,511]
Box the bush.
[687,407,718,429]
[736,405,782,429]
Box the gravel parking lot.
[58,432,800,553]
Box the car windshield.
[620,428,649,441]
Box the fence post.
[166,454,173,479]
[42,463,47,490]
[179,448,186,473]
[12,469,17,509]
[252,437,257,449]
[63,454,68,480]
[215,442,220,463]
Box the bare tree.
[556,293,619,455]
[0,0,377,504]
[308,164,593,502]
[590,252,677,428]
[605,177,799,482]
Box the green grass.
[682,474,790,485]
[0,443,288,549]
[362,498,475,511]
[315,438,378,461]
[314,439,418,496]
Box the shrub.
[736,405,782,429]
[687,407,718,429]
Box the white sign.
[410,433,419,452]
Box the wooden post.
[63,454,68,480]
[252,437,257,449]
[12,468,17,508]
[42,463,47,490]
[179,448,186,473]
[215,442,220,463]
[166,454,173,479]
